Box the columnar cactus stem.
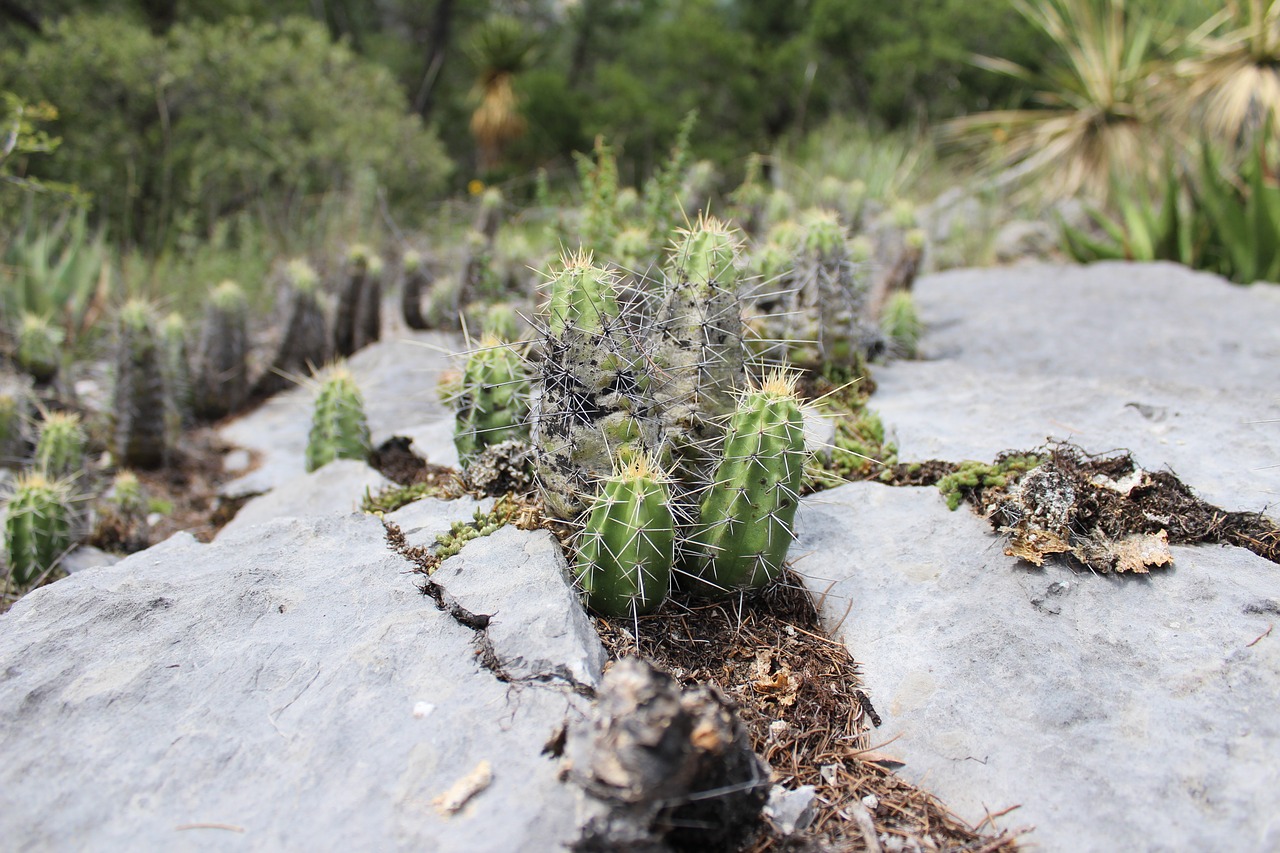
[112,300,168,469]
[193,280,249,420]
[4,471,73,587]
[574,452,674,616]
[687,369,809,595]
[305,366,372,473]
[159,312,193,443]
[401,250,430,331]
[453,336,530,467]
[257,258,329,398]
[531,252,662,519]
[34,411,86,479]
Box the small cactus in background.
[574,452,675,616]
[354,252,384,352]
[478,301,522,342]
[90,469,151,554]
[112,300,168,469]
[256,259,329,398]
[192,280,249,421]
[453,336,530,466]
[34,411,86,479]
[686,370,809,595]
[531,253,662,519]
[881,290,922,358]
[401,249,431,330]
[15,313,62,384]
[423,275,464,330]
[335,245,373,357]
[3,471,74,587]
[305,366,372,473]
[159,312,193,442]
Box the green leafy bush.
[2,14,451,250]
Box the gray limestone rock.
[874,263,1280,519]
[794,482,1280,852]
[216,458,390,540]
[0,513,596,851]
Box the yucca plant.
[942,0,1171,202]
[1174,0,1280,151]
[1060,168,1202,264]
[1196,136,1280,283]
[467,16,536,172]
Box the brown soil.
[593,575,1023,853]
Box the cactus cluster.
[496,217,814,616]
[305,366,372,473]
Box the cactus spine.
[34,411,86,479]
[454,337,530,467]
[16,313,62,384]
[4,471,73,587]
[192,280,249,420]
[112,300,168,469]
[574,453,674,616]
[687,370,808,595]
[257,259,329,398]
[305,366,372,473]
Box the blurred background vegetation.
[1,0,1277,325]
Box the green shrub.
[2,14,451,250]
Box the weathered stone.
[0,513,595,851]
[217,458,389,540]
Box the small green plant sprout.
[574,451,675,617]
[453,335,531,467]
[193,280,249,420]
[881,290,923,358]
[257,258,330,399]
[112,300,169,470]
[15,313,63,384]
[34,411,86,479]
[3,470,74,588]
[687,369,809,596]
[305,365,372,473]
[401,249,430,330]
[937,455,1042,512]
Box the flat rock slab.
[216,458,390,540]
[220,331,460,499]
[795,482,1280,852]
[0,512,596,851]
[875,263,1280,517]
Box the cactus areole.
[574,454,674,616]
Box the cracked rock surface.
[0,513,594,851]
[795,263,1280,852]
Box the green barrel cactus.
[355,252,384,353]
[305,366,372,473]
[531,252,662,519]
[335,245,376,357]
[159,312,193,440]
[15,313,62,384]
[257,259,329,398]
[4,471,74,587]
[687,370,809,595]
[34,411,86,479]
[192,280,249,421]
[112,300,169,469]
[453,337,530,467]
[574,453,675,617]
[881,290,922,358]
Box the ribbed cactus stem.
[454,336,530,467]
[545,250,620,335]
[401,249,430,330]
[193,280,249,420]
[4,471,73,587]
[574,453,674,616]
[305,366,372,473]
[688,370,808,595]
[257,258,329,398]
[34,411,86,479]
[0,390,29,467]
[113,300,169,469]
[16,313,62,384]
